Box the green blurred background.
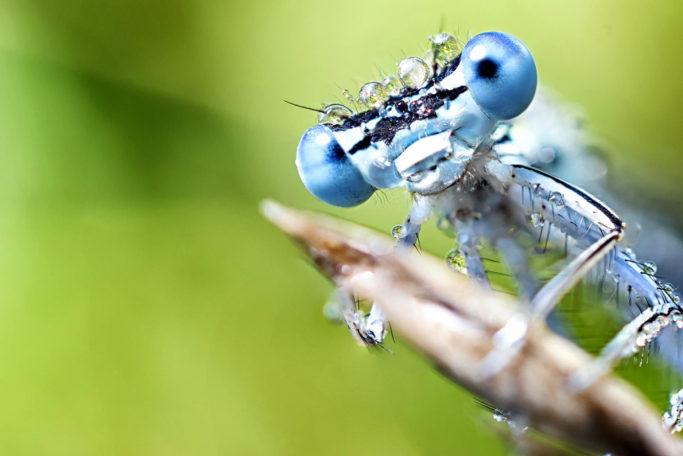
[0,1,680,454]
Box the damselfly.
[292,31,682,407]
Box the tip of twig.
[260,199,312,240]
[260,198,283,222]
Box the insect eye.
[462,32,537,120]
[295,124,375,207]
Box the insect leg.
[479,163,625,378]
[327,288,371,346]
[453,219,491,288]
[392,195,432,249]
[568,302,683,390]
[495,164,626,319]
[493,236,538,302]
[353,196,433,345]
[500,164,683,382]
[530,231,621,320]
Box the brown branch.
[261,200,682,456]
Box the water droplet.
[357,82,388,109]
[642,261,658,275]
[538,146,557,164]
[323,298,343,323]
[672,294,681,304]
[656,314,670,328]
[661,282,675,294]
[644,321,660,337]
[635,334,648,347]
[391,225,404,240]
[397,57,430,89]
[548,191,565,207]
[341,89,357,109]
[532,184,546,198]
[528,212,544,227]
[674,315,683,329]
[436,216,450,231]
[318,104,353,125]
[492,411,506,423]
[429,33,459,66]
[381,76,401,97]
[446,248,467,273]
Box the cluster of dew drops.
[317,33,461,125]
[663,388,683,434]
[623,250,683,350]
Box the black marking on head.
[477,58,498,79]
[367,116,404,146]
[351,86,467,149]
[336,108,380,130]
[437,85,468,100]
[347,134,372,155]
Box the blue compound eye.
[462,32,537,120]
[296,124,375,207]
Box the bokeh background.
[0,0,680,454]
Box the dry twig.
[262,200,682,456]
